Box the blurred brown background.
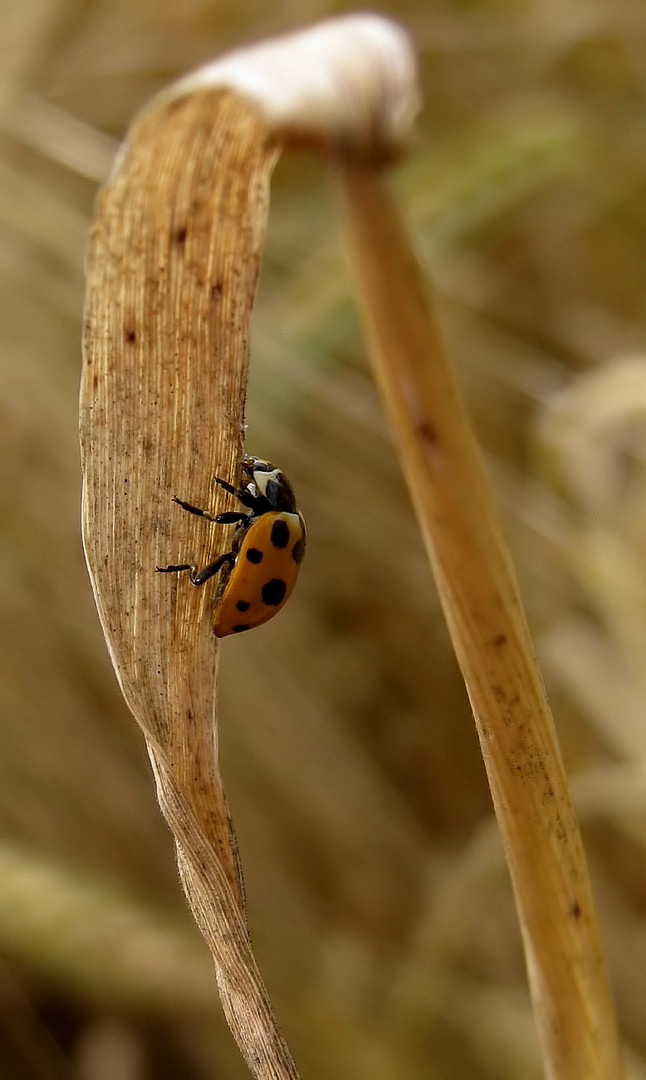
[2,1,646,1077]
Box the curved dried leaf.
[80,15,419,1079]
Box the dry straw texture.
[80,18,420,1078]
[339,164,621,1078]
[2,2,646,1078]
[81,87,292,1078]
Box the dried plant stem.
[338,163,622,1080]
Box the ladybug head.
[242,455,298,513]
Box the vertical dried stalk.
[338,164,622,1080]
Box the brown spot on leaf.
[418,420,438,444]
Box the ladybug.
[156,455,306,636]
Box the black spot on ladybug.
[271,519,290,548]
[292,537,305,564]
[262,578,287,606]
[246,548,263,564]
[236,600,250,612]
[232,624,250,633]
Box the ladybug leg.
[215,510,250,525]
[213,475,240,496]
[214,474,260,511]
[188,551,236,585]
[158,493,243,585]
[172,496,253,524]
[156,551,236,586]
[172,495,218,522]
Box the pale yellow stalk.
[338,163,622,1080]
